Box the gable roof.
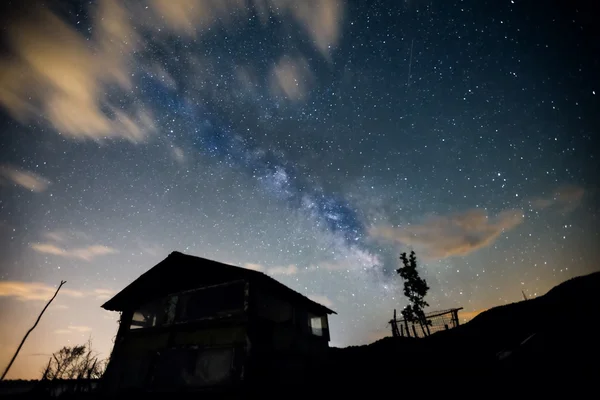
[101,251,336,315]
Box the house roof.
[101,251,336,315]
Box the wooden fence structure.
[389,307,463,338]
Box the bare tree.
[38,338,106,395]
[1,280,66,381]
[41,338,106,381]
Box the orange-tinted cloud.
[0,282,117,304]
[243,263,266,272]
[370,209,524,259]
[0,0,344,141]
[0,165,50,192]
[30,243,118,261]
[270,55,313,101]
[0,281,85,301]
[147,0,344,58]
[0,1,154,142]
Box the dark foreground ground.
[2,271,599,398]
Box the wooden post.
[400,324,404,337]
[412,324,418,338]
[391,309,400,338]
[1,280,66,381]
[452,310,460,327]
[419,320,427,337]
[404,319,411,338]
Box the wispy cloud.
[243,263,299,276]
[528,184,585,214]
[307,295,334,308]
[43,231,67,243]
[0,165,50,192]
[146,0,344,58]
[0,281,84,301]
[172,146,186,164]
[0,1,154,142]
[43,230,91,243]
[0,281,116,305]
[0,0,344,148]
[243,263,265,272]
[93,289,115,301]
[268,265,299,276]
[55,325,92,335]
[270,55,313,101]
[30,243,118,261]
[370,209,524,259]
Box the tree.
[1,280,66,380]
[39,339,106,394]
[397,251,431,336]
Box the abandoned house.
[99,251,336,393]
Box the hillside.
[319,271,600,393]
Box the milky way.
[0,0,598,379]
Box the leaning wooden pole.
[1,280,66,381]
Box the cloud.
[307,295,334,308]
[270,55,313,101]
[0,0,344,144]
[30,243,118,261]
[137,241,166,257]
[370,209,524,259]
[268,265,299,276]
[146,0,344,58]
[0,165,50,192]
[0,1,155,142]
[0,281,84,301]
[243,263,298,276]
[55,325,92,335]
[276,0,345,58]
[43,231,67,243]
[243,263,266,272]
[172,146,186,164]
[42,230,91,244]
[528,184,585,213]
[93,289,115,301]
[148,0,245,35]
[0,281,116,305]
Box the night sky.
[0,0,598,379]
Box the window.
[152,347,235,389]
[176,281,246,323]
[188,348,234,386]
[128,281,246,330]
[309,315,327,336]
[130,296,178,330]
[256,292,293,323]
